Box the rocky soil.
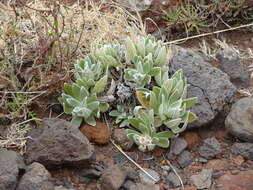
[1,1,253,190]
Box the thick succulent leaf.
[136,90,150,109]
[92,75,108,94]
[63,83,74,96]
[85,116,96,126]
[127,129,142,142]
[62,102,73,114]
[66,98,80,107]
[188,111,197,123]
[119,119,129,128]
[100,103,109,112]
[126,38,137,62]
[109,110,120,117]
[148,67,161,76]
[150,91,158,112]
[155,131,175,138]
[164,118,182,129]
[71,116,83,127]
[154,46,167,66]
[129,118,140,129]
[183,97,198,109]
[153,137,170,148]
[136,39,146,57]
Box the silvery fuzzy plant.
[109,105,133,128]
[136,69,197,134]
[124,35,168,88]
[59,83,109,127]
[127,108,175,151]
[88,43,125,69]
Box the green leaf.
[154,46,167,66]
[109,110,120,117]
[148,67,161,76]
[153,137,170,148]
[71,116,83,127]
[100,103,109,112]
[188,112,197,123]
[183,97,198,109]
[64,83,73,96]
[85,116,96,126]
[155,131,175,138]
[164,118,182,129]
[127,129,141,142]
[126,38,137,62]
[92,75,108,94]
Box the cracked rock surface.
[170,47,237,128]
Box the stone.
[225,98,253,142]
[80,121,110,145]
[205,159,230,170]
[0,149,26,190]
[212,170,224,179]
[170,137,188,155]
[16,162,54,190]
[231,170,240,175]
[198,157,208,163]
[99,165,127,190]
[216,170,253,190]
[161,165,171,171]
[178,150,193,168]
[54,186,76,190]
[115,0,153,12]
[112,128,133,150]
[25,118,94,167]
[138,168,160,185]
[125,167,138,180]
[216,49,249,87]
[190,169,213,189]
[199,137,221,159]
[231,143,253,160]
[165,172,181,188]
[170,47,236,128]
[129,183,159,190]
[122,180,136,190]
[78,168,102,179]
[183,132,200,149]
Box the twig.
[163,154,185,190]
[0,91,46,94]
[103,114,158,183]
[110,139,159,183]
[165,22,253,45]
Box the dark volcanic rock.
[199,137,221,159]
[0,149,26,190]
[170,137,188,155]
[225,98,253,142]
[231,143,253,160]
[170,47,237,128]
[25,118,94,168]
[112,128,133,150]
[99,165,127,190]
[178,150,193,168]
[16,162,54,190]
[216,49,249,87]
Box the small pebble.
[161,165,171,171]
[231,170,240,175]
[199,157,208,163]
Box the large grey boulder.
[0,149,26,190]
[25,118,94,168]
[216,49,249,87]
[16,162,54,190]
[170,47,237,128]
[225,98,253,142]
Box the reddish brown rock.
[183,132,200,149]
[216,170,253,190]
[205,159,230,170]
[80,121,110,145]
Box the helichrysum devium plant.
[88,43,124,68]
[127,109,175,151]
[109,105,133,128]
[124,35,168,87]
[136,70,197,134]
[59,83,109,127]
